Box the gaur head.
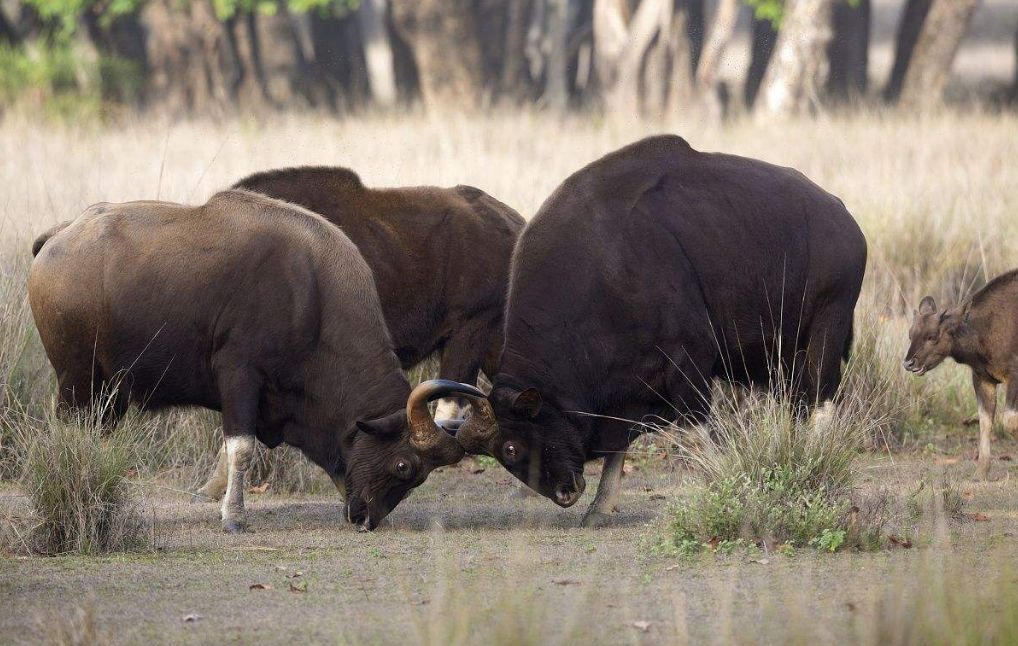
[344,380,485,531]
[456,384,587,508]
[904,296,968,376]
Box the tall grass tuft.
[655,386,886,554]
[27,603,110,646]
[20,397,148,555]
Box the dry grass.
[0,108,1015,493]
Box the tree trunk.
[898,0,981,110]
[694,0,739,118]
[500,0,533,96]
[665,5,694,114]
[0,4,22,45]
[883,0,932,101]
[756,0,836,119]
[744,14,778,109]
[1012,18,1018,100]
[390,0,485,109]
[358,0,397,106]
[543,0,576,109]
[593,0,671,115]
[140,0,236,116]
[826,0,870,102]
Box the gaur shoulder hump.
[232,166,365,192]
[454,184,526,229]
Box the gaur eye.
[394,459,412,479]
[503,442,519,464]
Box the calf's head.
[457,384,586,508]
[904,296,967,375]
[344,380,485,531]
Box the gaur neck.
[297,355,410,475]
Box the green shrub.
[654,388,885,555]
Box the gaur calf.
[457,135,867,526]
[29,191,486,532]
[905,269,1018,479]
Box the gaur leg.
[193,443,228,503]
[434,318,497,420]
[217,370,260,533]
[796,309,851,408]
[581,450,627,528]
[973,373,997,481]
[1002,378,1018,440]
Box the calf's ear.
[918,296,937,315]
[512,388,543,419]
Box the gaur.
[904,269,1018,479]
[29,190,486,532]
[456,135,868,526]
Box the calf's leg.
[581,451,627,528]
[973,373,997,481]
[1003,379,1018,440]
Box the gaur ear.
[512,388,543,419]
[918,296,937,315]
[355,412,404,438]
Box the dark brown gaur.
[455,135,867,527]
[904,269,1018,480]
[29,191,486,532]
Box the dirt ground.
[3,435,1018,645]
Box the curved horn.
[406,379,486,448]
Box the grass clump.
[654,389,885,556]
[21,405,147,555]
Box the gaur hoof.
[581,511,612,528]
[222,518,247,534]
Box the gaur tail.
[842,321,854,363]
[31,221,71,257]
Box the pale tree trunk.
[884,0,932,101]
[664,5,694,114]
[593,0,671,115]
[390,0,485,109]
[694,0,739,119]
[898,0,981,110]
[358,0,397,106]
[756,0,836,120]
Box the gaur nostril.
[555,485,574,505]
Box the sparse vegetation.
[652,389,886,555]
[19,400,147,555]
[0,108,1017,641]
